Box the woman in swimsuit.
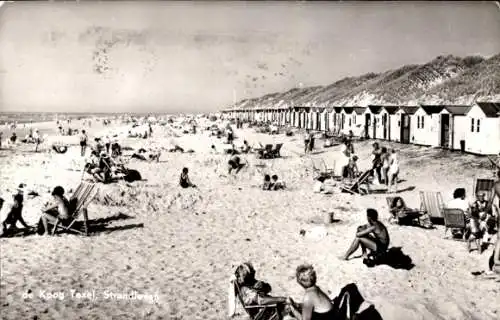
[179,167,196,188]
[287,264,335,320]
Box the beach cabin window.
[421,116,424,128]
[398,120,400,127]
[476,119,480,132]
[417,117,420,129]
[349,119,352,126]
[471,118,475,132]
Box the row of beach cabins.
[222,102,500,155]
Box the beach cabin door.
[440,114,450,148]
[364,114,371,139]
[401,114,410,144]
[373,117,377,139]
[382,114,388,140]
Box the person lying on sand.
[271,175,286,190]
[313,176,333,194]
[232,262,297,320]
[40,186,71,236]
[1,193,30,235]
[343,209,390,260]
[179,167,196,188]
[287,264,335,320]
[228,155,245,174]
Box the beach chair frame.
[419,191,444,219]
[340,170,371,195]
[51,182,99,236]
[442,208,466,240]
[234,282,282,320]
[473,178,495,201]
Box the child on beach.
[262,175,272,190]
[466,210,482,253]
[347,155,360,179]
[40,186,71,236]
[179,167,196,188]
[271,175,286,190]
[387,149,400,193]
[228,155,245,174]
[1,193,30,235]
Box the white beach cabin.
[454,102,500,155]
[392,106,418,143]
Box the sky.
[0,1,499,113]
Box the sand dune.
[0,120,498,320]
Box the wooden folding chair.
[443,208,466,240]
[234,281,282,320]
[259,144,274,159]
[340,170,371,195]
[51,182,99,236]
[419,191,444,219]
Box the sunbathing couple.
[262,174,286,191]
[231,262,379,320]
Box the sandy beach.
[0,119,498,320]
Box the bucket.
[324,211,334,224]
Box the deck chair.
[259,144,274,159]
[340,170,371,195]
[419,191,444,219]
[443,208,466,240]
[50,182,99,236]
[473,178,495,201]
[270,143,283,158]
[311,158,335,179]
[233,281,282,320]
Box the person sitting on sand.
[210,144,219,154]
[179,167,196,188]
[241,140,251,154]
[1,193,30,235]
[40,186,71,236]
[271,175,286,190]
[9,132,17,145]
[94,138,104,154]
[343,209,389,260]
[262,174,272,190]
[110,141,122,158]
[228,155,245,174]
[232,262,295,320]
[287,264,335,320]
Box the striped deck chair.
[233,282,282,320]
[473,178,495,201]
[51,182,99,236]
[419,191,444,219]
[311,158,335,179]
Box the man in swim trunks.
[342,208,390,260]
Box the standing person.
[371,143,383,184]
[33,129,41,152]
[79,130,88,157]
[381,147,390,185]
[303,130,310,154]
[0,132,3,149]
[387,149,400,193]
[308,131,315,153]
[342,209,390,260]
[104,136,111,154]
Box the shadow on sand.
[363,247,415,270]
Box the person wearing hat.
[40,186,70,235]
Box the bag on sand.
[124,169,142,183]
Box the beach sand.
[0,120,498,320]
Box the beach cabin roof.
[367,105,384,114]
[397,106,419,115]
[476,102,500,117]
[333,107,343,113]
[383,106,399,115]
[342,107,354,114]
[353,107,366,115]
[420,105,471,115]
